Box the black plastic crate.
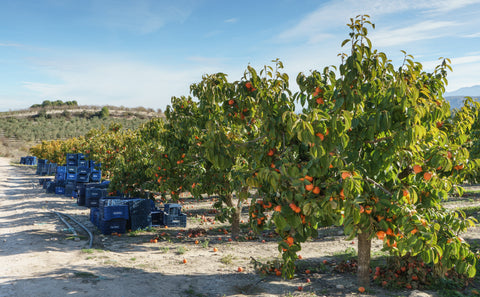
[46,181,56,193]
[151,211,163,226]
[99,218,126,235]
[163,213,187,227]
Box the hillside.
[0,104,164,159]
[445,85,480,109]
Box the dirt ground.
[1,157,477,297]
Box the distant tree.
[53,100,63,106]
[62,110,71,119]
[41,100,52,108]
[99,106,110,119]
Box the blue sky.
[1,0,480,112]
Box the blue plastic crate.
[66,153,76,160]
[90,207,100,227]
[90,171,101,182]
[86,197,100,208]
[99,218,126,235]
[66,172,77,181]
[55,172,66,181]
[101,205,129,221]
[76,174,90,183]
[78,159,88,167]
[56,166,67,173]
[67,166,77,174]
[77,167,89,174]
[86,188,107,199]
[55,187,65,195]
[65,183,77,196]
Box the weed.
[176,246,187,255]
[81,248,103,254]
[159,247,169,253]
[220,254,235,265]
[201,239,209,249]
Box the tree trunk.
[224,193,240,239]
[357,232,371,288]
[231,205,241,239]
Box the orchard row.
[29,16,480,287]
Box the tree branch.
[365,136,393,144]
[365,176,392,196]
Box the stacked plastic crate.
[90,197,154,232]
[54,166,67,194]
[152,203,186,227]
[19,156,37,165]
[93,198,129,235]
[36,159,49,175]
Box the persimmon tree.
[252,15,479,287]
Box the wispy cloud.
[21,54,216,109]
[89,0,197,34]
[224,18,238,23]
[423,0,480,14]
[371,20,457,47]
[0,42,23,47]
[463,32,480,38]
[277,0,479,45]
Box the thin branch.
[365,176,392,196]
[365,136,393,144]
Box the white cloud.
[21,55,222,110]
[463,32,480,38]
[371,20,457,47]
[224,18,238,23]
[0,42,23,47]
[277,0,480,45]
[89,0,197,34]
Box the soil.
[1,157,479,297]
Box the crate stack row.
[50,154,102,196]
[19,156,37,165]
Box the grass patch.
[220,254,235,265]
[201,239,209,249]
[176,246,187,255]
[73,271,97,278]
[81,248,103,254]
